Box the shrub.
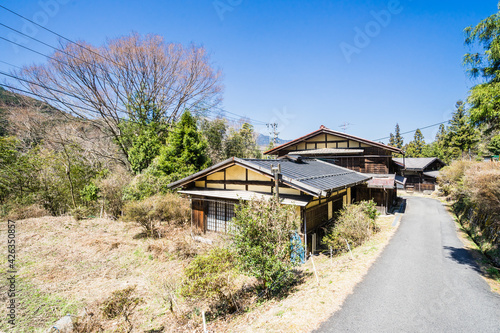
[122,170,171,201]
[181,247,238,312]
[96,167,132,218]
[123,194,190,237]
[101,286,142,331]
[7,203,49,220]
[231,197,302,292]
[322,201,380,252]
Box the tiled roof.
[168,157,371,197]
[393,157,444,171]
[245,158,371,194]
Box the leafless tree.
[13,33,223,167]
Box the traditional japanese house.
[168,156,370,253]
[392,157,445,191]
[264,125,404,213]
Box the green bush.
[123,194,190,236]
[322,201,380,252]
[231,197,302,292]
[181,247,238,312]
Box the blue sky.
[0,0,497,144]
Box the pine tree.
[394,124,404,149]
[405,129,426,157]
[446,101,478,159]
[154,110,210,182]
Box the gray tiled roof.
[168,157,371,197]
[244,158,370,193]
[393,157,443,171]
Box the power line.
[373,120,450,142]
[0,6,269,126]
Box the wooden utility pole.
[271,163,281,198]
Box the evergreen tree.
[200,118,227,164]
[446,101,478,159]
[404,129,426,157]
[154,111,210,182]
[224,122,262,159]
[464,3,500,128]
[119,91,168,174]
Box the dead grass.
[0,216,215,332]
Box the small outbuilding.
[392,157,446,191]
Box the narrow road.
[315,197,500,333]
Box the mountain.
[256,133,290,147]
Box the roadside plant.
[181,247,239,313]
[231,197,302,292]
[322,201,380,253]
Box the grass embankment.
[0,214,399,332]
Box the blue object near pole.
[291,231,305,264]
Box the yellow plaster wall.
[226,184,246,191]
[308,134,327,142]
[279,187,301,195]
[349,140,361,147]
[338,141,348,148]
[207,171,224,181]
[326,134,344,141]
[361,143,371,147]
[296,142,306,150]
[207,183,224,190]
[225,165,247,181]
[316,142,326,149]
[247,170,271,181]
[248,185,272,193]
[195,181,205,188]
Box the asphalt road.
[315,196,500,333]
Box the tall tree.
[225,122,262,159]
[200,117,227,164]
[15,33,223,169]
[446,101,478,159]
[464,3,500,128]
[405,129,426,157]
[154,111,210,182]
[389,123,404,149]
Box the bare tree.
[14,33,223,168]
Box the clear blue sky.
[0,0,497,144]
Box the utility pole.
[267,123,279,147]
[271,163,281,198]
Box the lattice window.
[206,201,236,233]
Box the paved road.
[315,197,500,333]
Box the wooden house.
[264,125,404,213]
[392,157,445,192]
[168,156,370,253]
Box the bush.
[181,247,238,312]
[96,167,132,218]
[101,286,142,331]
[231,197,302,292]
[122,170,171,201]
[123,194,190,237]
[322,201,380,252]
[6,203,49,220]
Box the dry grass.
[0,216,214,332]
